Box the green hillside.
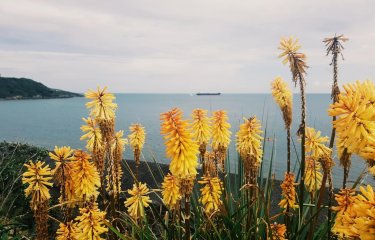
[0,77,82,99]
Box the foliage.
[0,141,48,238]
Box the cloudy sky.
[0,1,374,93]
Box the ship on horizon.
[196,92,221,96]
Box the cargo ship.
[196,93,221,96]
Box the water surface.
[0,94,372,186]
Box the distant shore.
[0,95,83,100]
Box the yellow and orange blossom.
[279,172,299,210]
[305,127,331,159]
[56,221,79,240]
[72,150,101,202]
[270,223,287,240]
[128,123,146,151]
[22,160,53,209]
[75,202,108,240]
[125,182,152,220]
[211,110,232,151]
[236,116,263,165]
[85,86,117,121]
[191,109,211,149]
[80,117,103,152]
[198,176,223,215]
[271,77,293,128]
[128,123,146,164]
[304,157,323,192]
[161,173,181,210]
[331,188,357,238]
[160,108,199,178]
[328,80,375,155]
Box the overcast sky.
[0,1,374,93]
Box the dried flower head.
[304,157,323,192]
[198,176,223,215]
[279,172,299,210]
[22,160,53,209]
[203,151,217,177]
[161,173,181,210]
[75,202,108,239]
[304,127,331,159]
[85,86,117,121]
[211,110,232,151]
[125,182,152,220]
[278,37,308,83]
[72,150,101,202]
[160,108,199,178]
[109,130,127,196]
[271,77,293,128]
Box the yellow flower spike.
[236,116,263,165]
[160,108,199,178]
[161,173,181,210]
[211,110,232,151]
[304,127,331,159]
[49,146,74,162]
[360,140,375,165]
[80,117,104,153]
[56,221,79,240]
[279,172,299,210]
[49,146,74,180]
[270,223,287,240]
[85,86,117,121]
[125,182,152,220]
[332,188,357,214]
[351,185,375,239]
[304,156,323,192]
[75,202,108,240]
[369,165,375,175]
[328,80,375,155]
[332,186,375,239]
[22,160,53,209]
[271,77,293,128]
[128,123,146,164]
[198,176,223,215]
[278,37,308,83]
[71,150,101,202]
[191,109,211,154]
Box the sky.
[0,0,374,93]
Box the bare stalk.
[185,194,191,240]
[298,73,307,213]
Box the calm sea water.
[0,94,373,186]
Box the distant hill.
[0,77,82,100]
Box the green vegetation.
[0,142,48,239]
[0,77,82,99]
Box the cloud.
[0,0,374,93]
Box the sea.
[0,94,373,187]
